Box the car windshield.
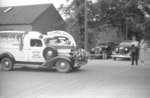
[119,40,132,46]
[98,43,106,45]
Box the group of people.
[130,36,147,65]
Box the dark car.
[90,42,118,59]
[111,40,133,60]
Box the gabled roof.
[0,4,55,25]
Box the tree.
[59,0,150,47]
[59,0,99,48]
[98,0,150,39]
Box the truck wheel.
[0,57,14,71]
[43,47,57,60]
[55,59,71,73]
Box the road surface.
[0,59,150,98]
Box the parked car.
[111,40,133,60]
[0,30,88,73]
[90,42,118,59]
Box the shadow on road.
[11,66,87,74]
[13,66,56,73]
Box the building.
[0,4,66,34]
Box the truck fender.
[42,56,73,68]
[53,56,72,63]
[0,52,15,62]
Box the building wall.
[0,25,32,31]
[32,5,66,34]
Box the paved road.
[0,60,150,98]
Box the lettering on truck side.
[32,51,41,58]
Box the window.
[30,39,42,47]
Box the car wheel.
[43,47,57,60]
[0,57,14,71]
[55,59,71,73]
[113,57,116,61]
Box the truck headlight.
[115,48,119,52]
[125,48,128,51]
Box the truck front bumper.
[71,49,88,68]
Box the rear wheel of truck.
[55,59,71,73]
[0,57,14,71]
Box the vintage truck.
[0,30,88,73]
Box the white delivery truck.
[0,30,88,73]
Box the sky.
[0,0,98,8]
[0,0,72,19]
[0,0,69,8]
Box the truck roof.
[0,30,26,33]
[0,30,43,34]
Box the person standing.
[130,36,140,65]
[130,45,139,65]
[139,38,147,65]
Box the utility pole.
[125,18,129,40]
[84,0,88,50]
[125,19,128,40]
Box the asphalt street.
[0,59,150,98]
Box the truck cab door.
[28,39,45,62]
